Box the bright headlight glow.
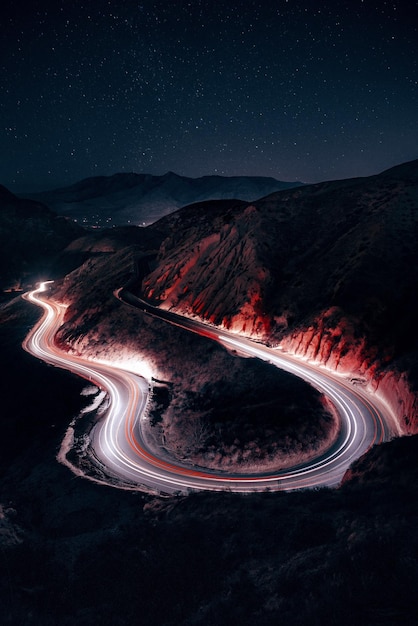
[22,282,397,495]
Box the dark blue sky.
[1,0,417,191]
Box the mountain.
[21,171,303,228]
[0,185,83,290]
[2,160,418,624]
[137,159,418,432]
[6,156,418,444]
[41,158,418,448]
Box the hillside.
[51,243,338,473]
[1,160,418,624]
[0,185,83,290]
[22,171,303,227]
[1,304,417,625]
[4,158,417,464]
[1,300,418,625]
[44,159,418,473]
[138,160,418,431]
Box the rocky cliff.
[138,160,418,433]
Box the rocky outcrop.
[142,202,274,337]
[279,307,380,377]
[372,369,418,434]
[279,309,418,435]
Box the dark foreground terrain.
[1,301,418,626]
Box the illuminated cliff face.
[142,204,275,337]
[279,309,418,435]
[143,163,418,341]
[140,161,418,432]
[279,308,372,374]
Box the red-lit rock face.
[139,161,418,434]
[280,309,418,435]
[280,308,371,375]
[142,204,274,337]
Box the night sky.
[2,0,417,191]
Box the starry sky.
[1,0,417,191]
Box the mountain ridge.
[20,171,303,227]
[136,159,418,433]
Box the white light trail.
[22,282,395,495]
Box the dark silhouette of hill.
[21,171,303,227]
[0,185,83,289]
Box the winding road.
[23,281,396,494]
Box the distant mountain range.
[21,171,303,227]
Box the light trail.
[22,281,396,495]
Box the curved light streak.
[22,282,395,495]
